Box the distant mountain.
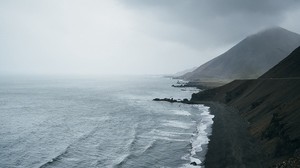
[191,46,300,167]
[172,67,197,77]
[181,27,300,82]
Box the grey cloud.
[121,0,300,48]
[1,0,300,75]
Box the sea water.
[0,75,214,168]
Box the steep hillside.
[260,45,300,78]
[191,46,300,167]
[182,27,300,82]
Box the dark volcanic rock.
[190,162,197,166]
[153,98,192,104]
[153,98,178,103]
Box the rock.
[152,98,192,104]
[190,162,197,166]
[152,98,178,103]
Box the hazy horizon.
[1,0,300,76]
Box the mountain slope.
[191,46,300,167]
[182,27,300,81]
[172,66,197,77]
[260,45,300,78]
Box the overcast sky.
[1,0,300,75]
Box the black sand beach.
[203,102,264,168]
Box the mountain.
[172,66,198,77]
[191,46,300,167]
[260,45,300,78]
[181,27,300,82]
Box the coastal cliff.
[191,46,300,167]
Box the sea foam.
[162,120,193,129]
[171,109,191,116]
[181,105,214,167]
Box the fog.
[1,0,300,75]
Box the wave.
[162,120,193,129]
[127,123,139,149]
[139,135,189,142]
[171,109,191,116]
[140,139,157,154]
[113,119,195,167]
[150,129,193,137]
[182,105,214,167]
[38,124,101,168]
[113,139,158,168]
[114,126,192,167]
[39,144,71,168]
[113,153,132,168]
[112,123,141,168]
[140,129,192,142]
[113,136,158,167]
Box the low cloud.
[0,0,300,75]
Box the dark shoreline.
[152,98,265,167]
[202,102,265,168]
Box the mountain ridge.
[260,45,300,78]
[181,27,300,82]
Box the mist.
[1,0,300,75]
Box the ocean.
[0,75,214,168]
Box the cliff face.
[192,46,300,166]
[181,27,300,82]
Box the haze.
[1,0,300,75]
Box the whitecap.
[139,139,156,154]
[162,120,193,129]
[181,104,214,167]
[139,129,192,142]
[149,129,193,137]
[139,135,188,142]
[112,153,131,167]
[170,110,191,116]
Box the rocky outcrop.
[153,98,190,103]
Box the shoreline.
[152,98,265,167]
[202,102,265,168]
[152,83,266,167]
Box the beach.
[202,102,265,168]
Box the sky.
[1,0,300,75]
